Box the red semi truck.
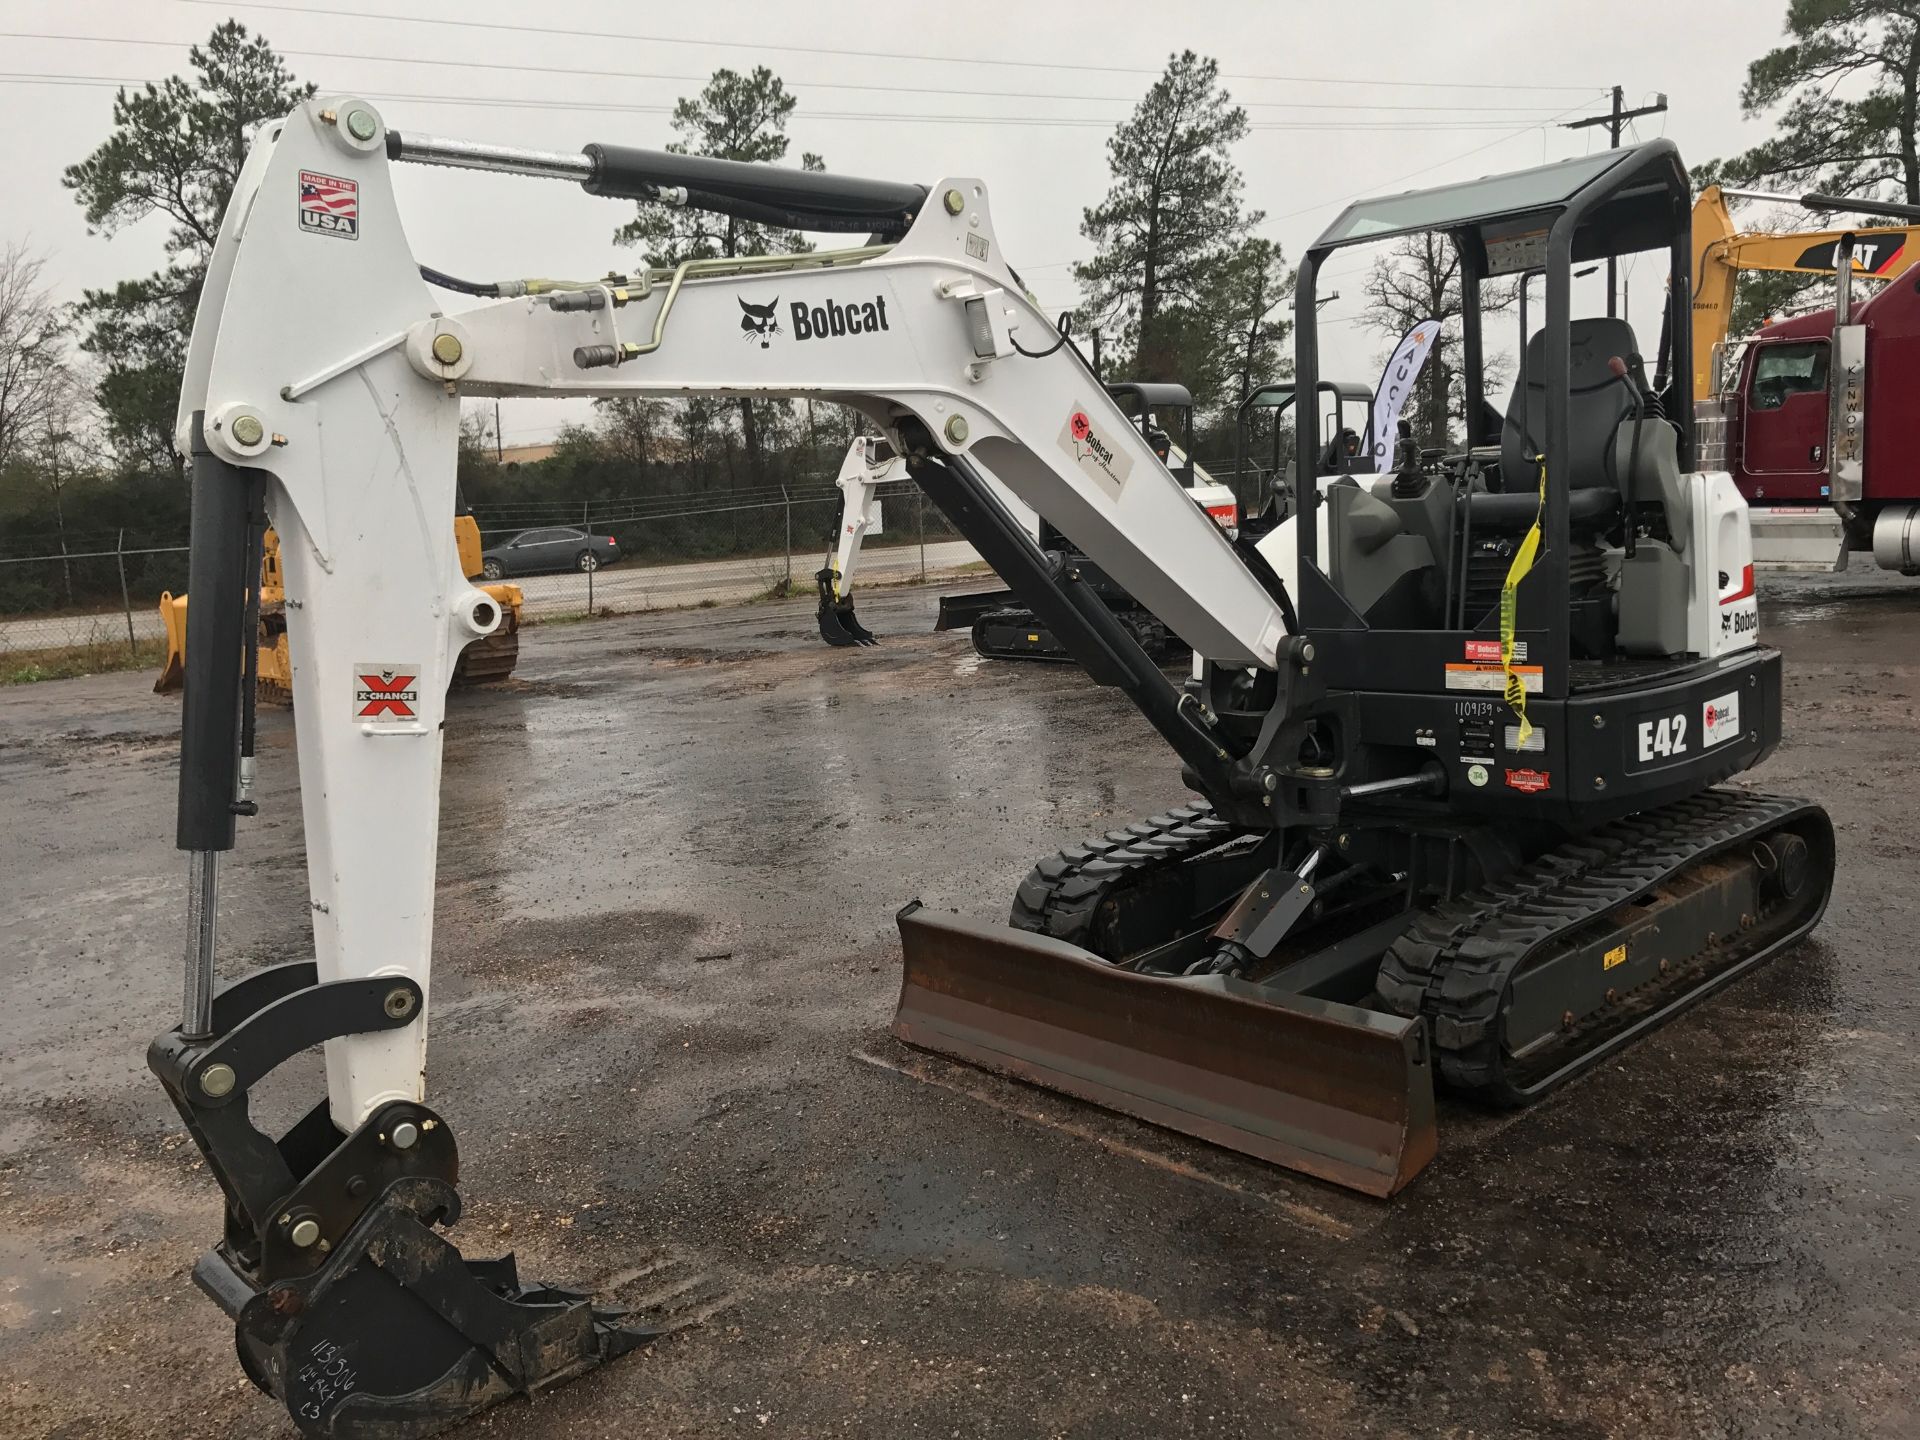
[1707,197,1920,574]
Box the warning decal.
[354,665,419,723]
[1446,662,1542,694]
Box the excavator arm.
[1691,184,1915,397]
[155,97,1292,1438]
[815,436,904,645]
[815,432,1042,646]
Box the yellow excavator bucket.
[153,591,189,694]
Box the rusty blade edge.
[894,908,1438,1198]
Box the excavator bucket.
[893,905,1438,1197]
[816,567,877,647]
[154,591,189,693]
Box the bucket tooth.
[893,904,1437,1197]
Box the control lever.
[1607,355,1647,558]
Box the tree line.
[5,3,1920,618]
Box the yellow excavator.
[1691,182,1916,397]
[155,511,521,697]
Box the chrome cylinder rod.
[1341,771,1445,801]
[182,850,219,1039]
[387,131,594,184]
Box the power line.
[0,75,1571,130]
[1266,97,1613,225]
[169,0,1607,93]
[0,34,1602,114]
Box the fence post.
[116,529,137,659]
[587,545,595,615]
[782,484,792,587]
[917,491,926,583]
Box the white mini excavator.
[156,101,1832,1436]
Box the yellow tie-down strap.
[1499,457,1547,747]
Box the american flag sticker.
[298,170,359,240]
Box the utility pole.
[1564,88,1669,317]
[493,399,503,462]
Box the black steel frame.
[1289,140,1696,703]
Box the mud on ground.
[2,567,1917,1439]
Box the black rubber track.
[1009,804,1238,948]
[1375,788,1832,1105]
[972,606,1178,666]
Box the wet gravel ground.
[2,563,1917,1439]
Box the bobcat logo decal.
[739,296,781,348]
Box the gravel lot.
[2,565,1916,1439]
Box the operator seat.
[1489,316,1643,529]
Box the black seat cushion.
[1500,317,1642,493]
[1468,486,1619,533]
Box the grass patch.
[743,575,801,605]
[2,637,167,685]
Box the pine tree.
[616,67,823,491]
[1698,2,1920,336]
[63,22,314,475]
[1073,52,1260,405]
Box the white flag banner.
[1370,319,1441,471]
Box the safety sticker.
[299,170,360,240]
[1603,943,1627,970]
[966,233,989,261]
[1503,724,1546,753]
[1504,768,1550,794]
[1466,763,1489,787]
[1701,690,1741,748]
[1059,402,1134,501]
[1499,456,1548,745]
[354,664,419,723]
[1465,639,1526,663]
[1445,662,1542,693]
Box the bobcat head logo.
[739,296,781,347]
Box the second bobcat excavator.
[158,104,1832,1437]
[817,385,1239,661]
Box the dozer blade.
[935,587,1015,632]
[893,904,1438,1197]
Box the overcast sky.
[3,0,1782,450]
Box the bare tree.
[0,242,68,472]
[1361,233,1513,448]
[31,369,98,606]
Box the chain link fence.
[484,479,977,623]
[0,485,984,672]
[0,534,188,666]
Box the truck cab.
[1722,266,1920,572]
